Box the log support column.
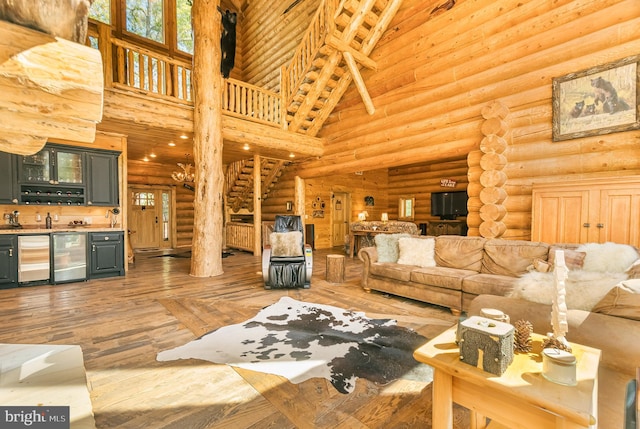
[190,0,224,277]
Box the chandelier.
[171,154,195,182]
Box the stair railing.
[280,0,337,117]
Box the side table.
[413,325,600,429]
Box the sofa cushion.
[369,262,412,282]
[592,280,640,321]
[462,273,520,297]
[374,233,411,263]
[481,239,549,277]
[434,236,486,271]
[626,258,640,279]
[397,237,436,268]
[410,267,476,291]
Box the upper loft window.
[126,0,165,43]
[176,0,193,54]
[90,0,111,24]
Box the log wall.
[128,159,194,248]
[286,0,640,240]
[240,0,321,91]
[264,168,388,249]
[388,160,469,226]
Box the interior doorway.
[331,192,351,248]
[128,185,174,250]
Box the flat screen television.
[431,191,468,220]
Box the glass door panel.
[56,151,83,184]
[21,150,50,183]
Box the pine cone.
[513,319,533,353]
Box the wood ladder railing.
[281,0,403,136]
[225,158,288,212]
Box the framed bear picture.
[552,55,640,141]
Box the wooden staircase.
[281,0,403,136]
[225,0,401,210]
[225,158,289,212]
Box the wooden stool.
[326,254,345,284]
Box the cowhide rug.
[157,296,430,394]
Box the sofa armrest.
[358,246,378,290]
[468,294,640,374]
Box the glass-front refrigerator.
[52,232,87,284]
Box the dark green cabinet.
[86,151,119,206]
[0,235,18,288]
[89,232,124,279]
[18,145,84,185]
[8,144,119,207]
[0,152,18,205]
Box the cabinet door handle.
[597,223,604,228]
[583,223,590,228]
[92,244,96,252]
[155,216,158,224]
[9,249,12,257]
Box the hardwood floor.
[0,247,468,429]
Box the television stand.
[427,219,468,236]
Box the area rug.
[157,296,430,394]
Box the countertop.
[0,226,124,234]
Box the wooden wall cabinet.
[531,177,640,247]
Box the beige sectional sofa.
[359,235,550,314]
[359,235,640,314]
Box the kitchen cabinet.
[18,145,84,185]
[427,220,468,236]
[0,152,18,204]
[86,151,119,206]
[89,231,124,279]
[0,235,18,288]
[531,177,640,247]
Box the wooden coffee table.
[413,325,600,429]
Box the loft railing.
[89,22,282,128]
[280,0,336,109]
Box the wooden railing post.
[280,65,288,130]
[97,22,113,88]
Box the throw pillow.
[547,247,586,270]
[374,233,410,263]
[270,231,303,257]
[577,242,640,273]
[397,237,436,268]
[592,280,640,321]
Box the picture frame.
[552,55,640,141]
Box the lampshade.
[358,211,368,221]
[381,213,389,222]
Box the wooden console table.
[414,326,600,429]
[348,229,396,258]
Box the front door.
[331,192,350,247]
[128,186,173,250]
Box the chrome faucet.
[105,208,121,228]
